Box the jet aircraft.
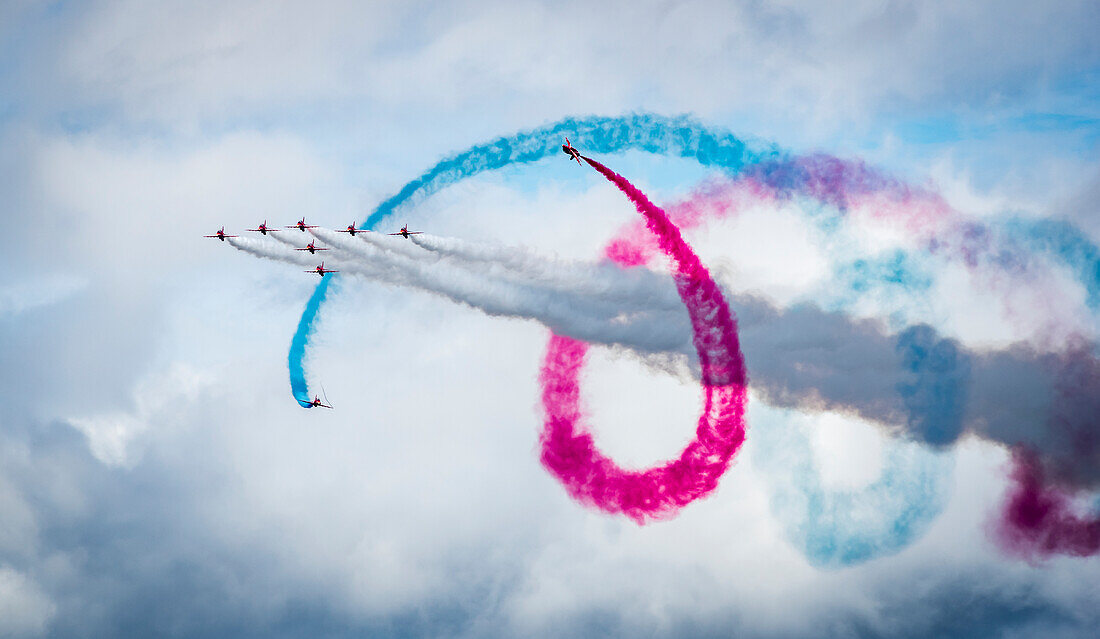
[306,261,338,276]
[204,227,237,241]
[310,396,333,409]
[562,137,582,165]
[389,224,423,239]
[295,240,329,255]
[337,223,371,236]
[287,218,318,232]
[247,221,280,235]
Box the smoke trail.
[996,448,1100,558]
[587,172,956,559]
[536,156,747,523]
[306,228,694,356]
[409,233,690,311]
[288,113,779,406]
[270,232,305,248]
[227,236,318,268]
[279,115,1100,558]
[752,413,953,568]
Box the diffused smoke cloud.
[232,227,1100,491]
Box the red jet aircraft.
[305,261,338,276]
[203,227,238,241]
[337,222,371,236]
[295,240,328,255]
[389,224,423,239]
[286,218,318,232]
[562,137,582,165]
[310,396,333,409]
[247,220,280,235]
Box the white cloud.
[0,566,55,637]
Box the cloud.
[0,566,55,637]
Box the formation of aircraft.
[295,240,328,255]
[203,227,238,241]
[389,224,423,239]
[205,136,589,411]
[287,218,318,232]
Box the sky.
[0,1,1099,637]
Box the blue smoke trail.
[289,275,335,407]
[895,325,971,447]
[1000,216,1100,311]
[753,413,954,568]
[286,113,955,567]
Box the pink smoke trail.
[996,448,1100,558]
[538,156,748,524]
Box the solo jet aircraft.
[562,137,582,165]
[247,220,280,235]
[310,396,333,409]
[204,227,237,241]
[295,240,328,255]
[337,222,371,236]
[305,261,338,276]
[287,218,318,232]
[389,224,423,239]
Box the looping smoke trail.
[288,113,779,407]
[537,157,747,523]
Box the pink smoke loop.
[537,157,748,524]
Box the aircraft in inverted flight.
[203,227,238,241]
[337,222,371,236]
[562,137,582,165]
[310,385,334,409]
[389,224,423,239]
[286,218,318,232]
[305,261,338,276]
[247,220,280,235]
[310,395,333,409]
[295,240,328,255]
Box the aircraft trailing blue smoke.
[289,275,335,407]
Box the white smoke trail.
[271,231,307,248]
[228,236,318,268]
[305,228,696,356]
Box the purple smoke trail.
[537,156,748,523]
[996,448,1100,558]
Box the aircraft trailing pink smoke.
[538,156,748,524]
